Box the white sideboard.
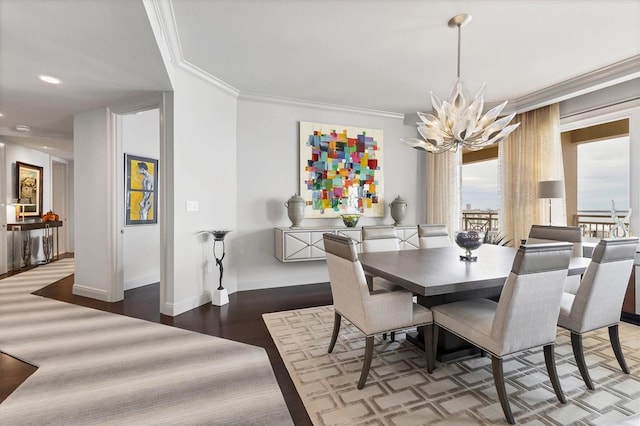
[274,225,419,262]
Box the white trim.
[238,272,329,292]
[240,93,405,120]
[149,0,240,98]
[162,292,211,316]
[124,274,161,291]
[509,55,640,114]
[559,99,640,132]
[72,284,109,301]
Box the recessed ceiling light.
[38,75,62,85]
[15,125,31,132]
[0,113,4,117]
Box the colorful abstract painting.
[299,122,384,218]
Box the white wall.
[122,109,160,290]
[164,69,238,315]
[73,107,115,301]
[235,97,421,291]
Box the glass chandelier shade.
[402,14,520,154]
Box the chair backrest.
[418,224,452,249]
[568,237,638,333]
[528,224,583,257]
[323,233,370,329]
[491,242,573,354]
[361,225,400,253]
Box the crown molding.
[239,92,405,120]
[148,0,240,98]
[508,55,640,114]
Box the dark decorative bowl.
[341,214,362,228]
[454,230,485,261]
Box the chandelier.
[402,14,520,153]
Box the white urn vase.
[285,194,305,228]
[389,196,407,226]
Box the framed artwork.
[125,154,158,225]
[16,161,44,218]
[299,121,384,218]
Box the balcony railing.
[462,211,499,232]
[574,211,630,240]
[461,210,630,242]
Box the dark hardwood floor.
[0,265,332,425]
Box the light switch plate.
[186,200,199,212]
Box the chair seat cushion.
[563,275,581,295]
[432,299,499,355]
[412,303,433,326]
[558,291,575,325]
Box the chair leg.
[423,324,434,373]
[357,336,375,389]
[492,356,515,425]
[543,344,566,404]
[571,331,594,390]
[328,313,341,353]
[608,325,630,374]
[382,333,387,340]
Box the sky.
[461,136,630,212]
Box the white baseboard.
[124,274,160,291]
[161,292,211,316]
[72,284,109,301]
[238,272,328,292]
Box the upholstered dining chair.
[323,233,434,389]
[557,237,638,390]
[528,224,583,293]
[361,225,403,292]
[418,224,452,249]
[431,242,574,424]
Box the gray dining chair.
[361,225,403,292]
[418,224,452,249]
[528,224,583,293]
[362,225,407,341]
[323,233,434,389]
[557,237,638,390]
[431,242,574,424]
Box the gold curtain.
[499,103,565,245]
[426,149,461,236]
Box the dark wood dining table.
[359,244,591,361]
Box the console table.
[274,225,419,262]
[6,220,63,270]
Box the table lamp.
[538,180,563,225]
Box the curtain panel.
[499,103,566,246]
[425,149,462,238]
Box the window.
[462,158,498,231]
[462,159,498,211]
[577,136,629,211]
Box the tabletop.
[359,244,591,297]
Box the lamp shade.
[538,180,564,199]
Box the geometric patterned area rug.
[264,305,640,425]
[1,260,293,425]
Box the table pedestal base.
[406,328,480,362]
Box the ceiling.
[1,0,639,160]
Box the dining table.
[359,244,591,361]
